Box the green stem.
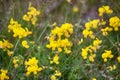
[37,23,48,43]
[7,39,20,69]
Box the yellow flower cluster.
[81,38,102,62]
[8,18,32,39]
[117,56,120,62]
[109,65,116,71]
[22,40,29,48]
[92,78,97,80]
[109,16,120,31]
[0,69,9,80]
[13,55,24,68]
[46,23,73,54]
[13,56,19,68]
[101,27,113,36]
[50,54,59,65]
[73,6,79,13]
[102,50,114,62]
[0,39,13,50]
[25,57,42,76]
[23,4,40,25]
[50,70,61,80]
[98,5,113,16]
[82,19,100,39]
[7,50,13,57]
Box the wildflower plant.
[1,1,120,80]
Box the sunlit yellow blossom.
[102,50,114,62]
[8,18,32,38]
[13,56,19,68]
[23,4,40,25]
[85,19,100,29]
[117,56,120,62]
[82,29,89,38]
[0,69,9,80]
[109,65,116,71]
[82,29,95,39]
[92,78,97,80]
[81,48,88,59]
[7,50,13,57]
[98,5,113,16]
[22,40,29,48]
[55,70,61,76]
[53,55,59,64]
[0,39,13,50]
[13,55,24,68]
[78,38,83,45]
[101,27,113,36]
[93,38,102,49]
[83,19,100,39]
[73,6,79,13]
[25,57,42,76]
[89,54,96,62]
[109,16,120,31]
[50,75,56,80]
[46,23,73,54]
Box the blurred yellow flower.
[98,5,113,16]
[55,70,61,76]
[73,6,79,13]
[7,50,13,57]
[102,50,114,62]
[109,65,116,71]
[46,23,73,54]
[0,69,9,80]
[53,55,59,64]
[23,4,40,25]
[117,56,120,62]
[92,78,97,80]
[22,40,29,48]
[109,16,120,31]
[50,75,56,80]
[8,18,32,38]
[0,39,13,50]
[25,57,42,76]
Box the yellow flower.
[82,29,89,38]
[102,50,114,62]
[0,69,9,80]
[66,0,71,3]
[81,48,88,59]
[0,39,13,50]
[109,65,116,71]
[7,50,13,57]
[109,16,120,31]
[53,55,59,64]
[13,56,19,68]
[101,27,113,36]
[22,40,29,48]
[93,38,102,49]
[55,70,61,77]
[25,57,42,76]
[23,4,40,25]
[98,7,105,16]
[50,75,56,80]
[73,6,79,13]
[92,78,97,80]
[98,5,113,16]
[46,23,73,54]
[78,38,83,45]
[89,54,96,62]
[8,18,32,38]
[117,56,120,62]
[82,29,95,39]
